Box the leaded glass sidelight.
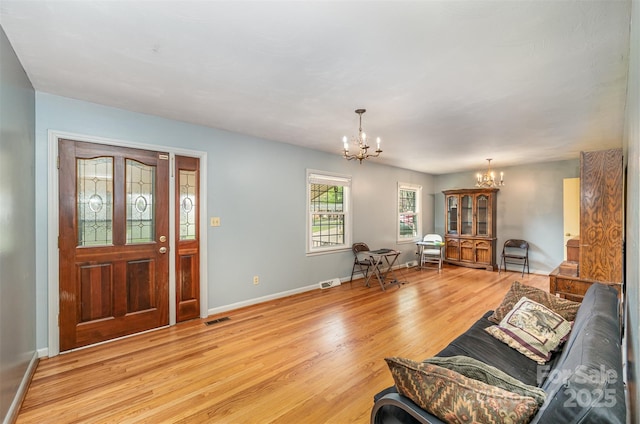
[77,157,114,246]
[179,169,197,240]
[126,159,155,243]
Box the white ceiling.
[0,0,632,174]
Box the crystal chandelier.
[475,158,504,188]
[342,109,382,163]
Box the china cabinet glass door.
[461,195,472,235]
[447,195,458,234]
[476,194,489,236]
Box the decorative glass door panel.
[476,194,489,236]
[461,195,473,235]
[179,169,198,240]
[77,157,113,246]
[126,159,155,244]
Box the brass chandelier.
[475,158,504,188]
[342,109,382,163]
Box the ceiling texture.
[0,0,632,174]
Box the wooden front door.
[175,155,200,322]
[59,139,170,351]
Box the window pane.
[311,213,344,247]
[179,169,197,240]
[398,187,418,239]
[77,157,113,246]
[399,189,416,213]
[310,183,345,247]
[126,159,155,244]
[400,213,417,237]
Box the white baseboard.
[37,347,49,358]
[3,351,39,424]
[207,283,318,316]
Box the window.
[307,170,352,254]
[398,182,422,242]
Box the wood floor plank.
[17,266,549,423]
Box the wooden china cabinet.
[443,188,498,271]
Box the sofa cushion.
[423,355,547,406]
[488,281,580,324]
[485,297,573,364]
[436,311,553,386]
[385,357,539,424]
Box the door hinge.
[57,156,60,169]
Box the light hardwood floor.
[17,266,548,424]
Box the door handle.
[159,247,167,254]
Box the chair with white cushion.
[418,234,444,271]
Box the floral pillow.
[486,297,573,364]
[488,281,580,324]
[385,356,539,424]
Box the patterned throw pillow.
[486,297,573,364]
[488,281,580,324]
[423,355,547,406]
[385,357,539,424]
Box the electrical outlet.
[253,275,259,285]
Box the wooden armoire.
[549,148,623,301]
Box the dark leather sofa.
[371,283,626,424]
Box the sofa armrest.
[370,392,446,424]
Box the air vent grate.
[204,316,230,326]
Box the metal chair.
[418,234,444,271]
[499,239,530,277]
[350,242,375,283]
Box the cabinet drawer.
[552,278,592,298]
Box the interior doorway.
[563,178,580,260]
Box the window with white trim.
[398,182,422,242]
[307,170,352,254]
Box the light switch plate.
[210,217,221,227]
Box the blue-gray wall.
[34,92,435,350]
[433,160,580,273]
[0,26,37,423]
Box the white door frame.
[47,130,208,356]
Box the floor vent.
[319,278,341,289]
[204,316,230,326]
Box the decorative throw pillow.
[385,357,539,424]
[486,297,573,364]
[423,355,547,406]
[488,281,580,324]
